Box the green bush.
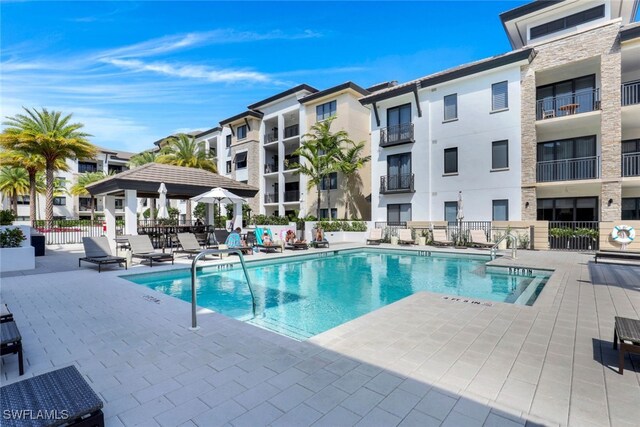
[549,227,598,240]
[0,228,26,248]
[0,210,16,225]
[316,220,367,232]
[252,214,291,225]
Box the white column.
[103,195,117,250]
[206,203,214,226]
[233,201,243,230]
[124,190,138,235]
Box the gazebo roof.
[86,163,259,199]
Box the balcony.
[536,89,600,120]
[536,156,600,183]
[284,156,299,171]
[284,190,300,202]
[284,124,299,139]
[380,174,415,194]
[380,123,414,147]
[264,193,278,204]
[622,152,640,177]
[264,133,278,144]
[622,81,640,106]
[264,164,278,174]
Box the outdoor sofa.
[79,237,127,273]
[127,235,175,267]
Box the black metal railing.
[380,123,414,147]
[284,156,299,170]
[284,124,299,138]
[137,223,212,249]
[264,164,278,173]
[380,174,414,193]
[283,190,300,202]
[622,152,640,177]
[536,88,600,120]
[264,193,278,203]
[264,133,278,144]
[549,221,599,251]
[32,220,124,245]
[536,156,599,182]
[622,81,640,106]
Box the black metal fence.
[622,80,640,106]
[548,221,599,251]
[33,220,124,245]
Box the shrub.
[316,220,367,232]
[252,214,290,226]
[0,210,15,225]
[0,228,26,248]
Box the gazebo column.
[206,203,214,226]
[124,190,138,235]
[103,195,117,246]
[233,200,243,230]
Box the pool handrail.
[490,233,518,260]
[189,248,256,330]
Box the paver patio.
[1,246,639,426]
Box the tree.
[69,172,109,220]
[0,166,29,214]
[336,140,370,219]
[156,134,217,222]
[0,108,97,221]
[292,140,327,219]
[129,150,159,219]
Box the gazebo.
[85,163,258,243]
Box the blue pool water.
[123,249,550,339]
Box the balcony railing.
[284,124,299,139]
[264,133,278,144]
[536,156,600,182]
[284,156,299,170]
[264,164,278,174]
[264,193,278,204]
[622,152,640,177]
[536,88,600,120]
[380,123,414,147]
[380,173,415,194]
[622,81,640,106]
[284,190,300,202]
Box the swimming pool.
[123,249,550,340]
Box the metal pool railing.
[189,249,255,330]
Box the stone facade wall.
[520,21,623,221]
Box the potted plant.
[418,229,427,246]
[0,226,35,272]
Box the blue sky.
[2,1,634,153]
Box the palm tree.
[69,172,109,221]
[0,166,29,214]
[292,141,326,218]
[129,150,159,219]
[0,107,97,221]
[336,141,371,219]
[156,134,217,222]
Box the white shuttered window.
[492,81,508,111]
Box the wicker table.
[0,366,104,426]
[613,316,640,374]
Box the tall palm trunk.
[316,183,321,218]
[45,164,54,222]
[12,189,18,214]
[28,172,37,223]
[327,188,331,219]
[149,198,155,220]
[90,197,95,221]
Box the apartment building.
[7,146,134,221]
[361,0,640,224]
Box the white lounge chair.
[366,228,383,245]
[470,230,494,248]
[432,229,453,246]
[398,229,414,245]
[127,235,174,267]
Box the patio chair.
[470,230,494,249]
[285,241,309,250]
[366,228,383,245]
[311,229,330,248]
[79,237,127,273]
[1,304,13,323]
[1,320,23,375]
[254,227,283,253]
[398,229,414,245]
[212,230,230,246]
[0,365,104,426]
[127,235,175,267]
[432,229,453,246]
[542,109,555,119]
[175,233,210,258]
[223,231,253,255]
[613,316,640,374]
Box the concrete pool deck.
[0,246,639,426]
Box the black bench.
[613,316,640,374]
[1,304,13,323]
[0,365,104,426]
[1,320,23,375]
[595,250,640,264]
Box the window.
[622,198,640,220]
[226,135,232,148]
[491,81,508,111]
[234,151,247,169]
[320,172,338,190]
[492,140,509,169]
[387,104,411,127]
[319,208,337,219]
[108,165,123,174]
[53,197,66,206]
[316,100,337,122]
[237,125,247,140]
[78,162,97,173]
[387,204,411,224]
[226,161,232,174]
[387,153,412,190]
[622,139,640,154]
[115,199,124,210]
[444,202,458,224]
[492,200,509,221]
[530,5,605,40]
[537,197,598,221]
[444,148,458,174]
[16,195,30,205]
[536,75,596,117]
[444,94,457,121]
